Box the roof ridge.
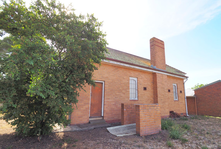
[106,47,186,74]
[165,64,186,74]
[194,80,221,91]
[106,47,150,62]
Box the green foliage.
[181,123,190,130]
[179,117,188,121]
[190,115,200,119]
[161,119,175,130]
[163,119,191,142]
[180,138,188,144]
[201,146,208,149]
[190,115,208,120]
[0,36,13,53]
[169,126,182,139]
[191,83,206,90]
[166,141,173,147]
[0,0,107,136]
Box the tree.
[191,83,206,90]
[0,0,107,136]
[0,36,13,53]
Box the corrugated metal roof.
[105,47,186,76]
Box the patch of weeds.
[200,115,209,120]
[6,145,13,149]
[64,138,72,144]
[169,126,182,139]
[206,115,221,119]
[73,139,78,143]
[180,138,188,144]
[180,117,188,121]
[201,146,208,149]
[167,141,173,147]
[206,132,210,135]
[72,144,76,147]
[161,119,175,130]
[59,142,63,146]
[190,115,200,119]
[181,123,190,130]
[136,144,145,148]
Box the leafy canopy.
[191,83,206,90]
[0,0,107,136]
[0,36,13,53]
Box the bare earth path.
[0,116,221,149]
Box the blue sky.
[2,0,221,88]
[63,0,221,89]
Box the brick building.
[70,37,188,125]
[188,80,221,117]
[186,88,197,115]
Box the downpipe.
[184,78,189,116]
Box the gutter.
[184,78,189,116]
[103,58,188,79]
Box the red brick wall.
[70,85,90,124]
[187,97,197,115]
[135,104,161,136]
[70,62,186,125]
[121,103,136,125]
[195,81,221,117]
[94,63,155,123]
[152,73,186,117]
[166,76,186,115]
[70,62,154,124]
[150,37,166,70]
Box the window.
[130,77,137,100]
[173,84,178,100]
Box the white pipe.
[184,78,189,116]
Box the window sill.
[130,99,138,100]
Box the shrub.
[169,126,182,139]
[0,0,107,136]
[167,141,173,147]
[181,123,190,130]
[161,119,175,130]
[180,117,188,121]
[180,138,188,144]
[190,115,200,119]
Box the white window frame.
[130,77,138,100]
[173,84,178,101]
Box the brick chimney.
[150,37,166,70]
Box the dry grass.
[0,115,221,149]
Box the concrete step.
[89,117,103,121]
[89,119,107,125]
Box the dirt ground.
[1,115,221,149]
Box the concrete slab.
[89,119,106,124]
[107,123,136,137]
[78,123,111,130]
[53,124,82,133]
[53,122,111,133]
